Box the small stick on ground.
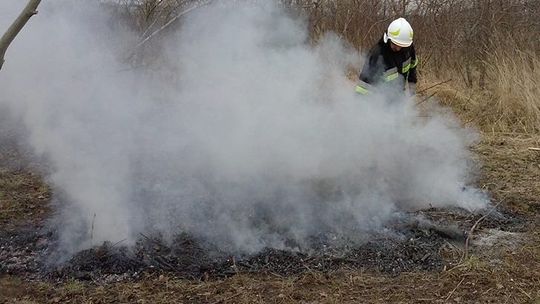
[417,79,453,95]
[515,285,533,300]
[111,239,127,249]
[462,202,501,262]
[211,292,241,304]
[416,91,438,106]
[139,232,172,251]
[445,277,465,302]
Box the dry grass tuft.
[0,169,49,228]
[421,48,540,133]
[484,49,540,133]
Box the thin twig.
[462,202,501,262]
[139,232,168,249]
[139,0,166,41]
[269,271,284,278]
[416,91,438,106]
[139,17,160,41]
[445,277,465,301]
[482,287,494,295]
[153,255,177,271]
[361,17,393,44]
[133,0,215,51]
[515,285,533,300]
[111,239,127,248]
[415,79,452,106]
[417,78,453,95]
[210,292,241,304]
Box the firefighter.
[355,17,418,96]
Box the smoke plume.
[0,0,488,255]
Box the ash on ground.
[0,207,524,283]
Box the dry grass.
[472,134,540,215]
[483,49,540,133]
[420,47,540,133]
[1,240,539,303]
[0,169,49,228]
[286,0,540,133]
[116,0,540,133]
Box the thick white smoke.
[0,0,488,254]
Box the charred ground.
[1,131,539,303]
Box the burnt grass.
[0,207,524,283]
[51,229,444,282]
[0,129,526,283]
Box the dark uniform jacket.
[356,38,418,95]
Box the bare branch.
[0,0,42,71]
[134,0,214,51]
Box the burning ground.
[1,132,539,303]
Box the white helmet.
[383,17,414,47]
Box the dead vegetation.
[298,0,540,132]
[420,47,540,134]
[1,231,539,304]
[1,133,539,303]
[1,1,540,303]
[117,0,540,132]
[0,170,49,229]
[472,134,540,215]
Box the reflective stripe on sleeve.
[402,58,419,73]
[355,80,373,95]
[355,85,369,94]
[402,57,412,73]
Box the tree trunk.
[0,0,42,71]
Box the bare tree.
[0,0,41,71]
